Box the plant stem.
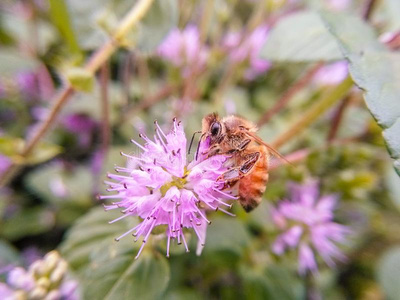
[271,76,353,149]
[100,63,111,158]
[257,62,323,126]
[0,0,155,187]
[326,95,350,142]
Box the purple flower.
[223,25,271,80]
[62,113,97,148]
[100,119,236,258]
[326,0,351,11]
[271,181,350,275]
[0,155,12,178]
[157,25,209,74]
[0,251,79,300]
[313,61,349,86]
[16,72,39,101]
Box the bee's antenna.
[188,131,202,155]
[195,133,206,161]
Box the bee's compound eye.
[210,122,221,136]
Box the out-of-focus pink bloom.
[0,155,12,178]
[313,61,349,86]
[158,25,209,75]
[16,72,39,101]
[101,119,236,258]
[21,247,42,267]
[271,181,350,275]
[62,113,97,148]
[223,25,271,80]
[0,251,79,300]
[327,0,351,11]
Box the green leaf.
[0,136,62,165]
[25,164,93,206]
[49,0,82,56]
[135,0,179,53]
[204,218,251,256]
[1,12,57,55]
[66,0,178,52]
[66,67,94,92]
[377,246,400,300]
[0,239,21,267]
[241,265,305,300]
[1,207,55,241]
[60,206,138,272]
[260,11,343,62]
[83,242,170,299]
[320,12,400,175]
[26,142,63,165]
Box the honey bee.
[199,113,288,212]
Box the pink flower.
[223,25,271,80]
[157,25,209,74]
[271,181,350,275]
[61,113,97,148]
[327,0,351,11]
[101,119,236,258]
[313,61,349,86]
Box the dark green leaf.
[204,218,251,255]
[321,11,400,175]
[25,164,93,206]
[0,239,21,267]
[83,242,170,299]
[1,207,55,241]
[241,265,305,300]
[60,206,138,271]
[260,11,343,62]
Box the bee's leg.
[240,152,260,174]
[238,139,251,151]
[205,145,222,157]
[217,152,260,184]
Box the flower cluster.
[271,181,350,275]
[223,25,271,80]
[157,25,209,75]
[0,251,79,300]
[101,119,236,258]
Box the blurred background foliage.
[0,0,400,299]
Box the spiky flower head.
[101,119,236,258]
[0,251,79,300]
[271,181,350,275]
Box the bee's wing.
[243,131,292,165]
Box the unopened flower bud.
[36,277,50,290]
[29,286,47,300]
[44,290,61,300]
[43,251,61,273]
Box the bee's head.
[202,113,224,144]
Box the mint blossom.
[223,25,271,80]
[157,25,209,74]
[101,119,236,258]
[0,251,79,300]
[271,181,350,275]
[313,61,348,86]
